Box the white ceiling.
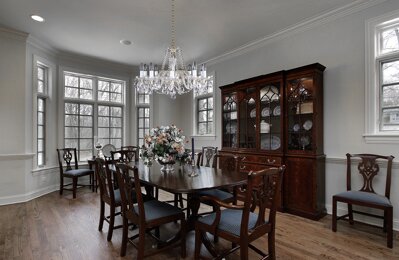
[0,0,361,66]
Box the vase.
[158,160,175,172]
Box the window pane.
[145,118,150,128]
[198,111,207,122]
[380,26,399,54]
[383,84,399,107]
[38,153,44,166]
[65,75,78,87]
[111,139,122,148]
[98,117,109,127]
[382,108,399,130]
[80,89,93,100]
[80,116,93,127]
[80,127,92,138]
[79,150,92,161]
[208,97,213,109]
[208,110,213,121]
[38,67,44,80]
[38,81,44,93]
[80,104,93,115]
[207,122,213,134]
[111,107,122,117]
[98,91,109,101]
[139,118,144,127]
[65,103,79,114]
[144,108,150,117]
[111,83,122,93]
[80,139,93,150]
[38,126,44,138]
[98,128,109,138]
[38,140,44,152]
[65,127,78,138]
[65,87,79,98]
[98,81,109,91]
[98,106,109,116]
[198,123,207,135]
[65,115,79,126]
[38,98,44,111]
[38,112,44,125]
[111,118,122,127]
[111,128,122,138]
[382,60,399,84]
[111,93,122,103]
[198,99,207,110]
[80,78,93,89]
[65,139,78,148]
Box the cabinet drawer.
[239,163,267,172]
[241,155,281,166]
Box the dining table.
[125,161,248,230]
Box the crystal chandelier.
[134,0,213,99]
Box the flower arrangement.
[140,125,191,166]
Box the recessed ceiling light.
[31,14,45,22]
[120,39,132,46]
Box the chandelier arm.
[171,0,176,49]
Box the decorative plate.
[293,124,300,132]
[261,107,271,117]
[273,106,281,116]
[250,109,256,118]
[102,144,116,158]
[303,120,313,131]
[260,136,281,150]
[300,136,310,147]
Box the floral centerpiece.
[140,125,191,171]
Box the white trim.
[326,156,399,168]
[0,153,35,160]
[27,35,58,57]
[204,0,387,66]
[0,26,28,42]
[364,8,399,143]
[31,165,58,173]
[0,184,58,206]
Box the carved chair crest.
[357,157,379,193]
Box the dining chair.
[197,146,218,167]
[194,166,285,260]
[56,148,94,199]
[121,145,140,162]
[115,163,187,258]
[111,149,136,163]
[94,158,122,241]
[332,153,394,248]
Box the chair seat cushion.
[197,189,234,202]
[198,209,259,236]
[134,200,183,222]
[64,169,93,177]
[335,191,392,207]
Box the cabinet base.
[284,208,327,221]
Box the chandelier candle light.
[134,0,213,99]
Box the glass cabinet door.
[222,93,238,148]
[259,84,282,151]
[287,77,314,152]
[239,88,257,149]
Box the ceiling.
[0,0,361,66]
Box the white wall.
[178,0,399,229]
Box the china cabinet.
[219,63,326,220]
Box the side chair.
[332,153,395,248]
[195,166,285,260]
[56,148,94,199]
[115,163,187,258]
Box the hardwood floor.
[0,188,398,259]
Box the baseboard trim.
[326,203,399,231]
[0,184,58,206]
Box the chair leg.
[179,194,184,208]
[59,176,63,195]
[72,177,77,199]
[120,217,128,257]
[387,207,393,248]
[107,205,115,241]
[137,226,146,260]
[180,217,187,258]
[268,230,276,260]
[239,243,249,260]
[383,210,387,233]
[194,226,202,260]
[332,197,337,232]
[348,204,354,225]
[98,200,105,231]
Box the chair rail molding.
[0,153,34,161]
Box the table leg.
[186,194,200,231]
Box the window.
[365,11,399,142]
[63,71,125,161]
[194,78,214,135]
[36,64,48,166]
[136,93,150,146]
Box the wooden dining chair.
[94,158,122,241]
[110,149,136,163]
[197,146,218,167]
[195,166,285,260]
[115,163,187,258]
[332,153,395,248]
[121,145,140,161]
[56,148,94,199]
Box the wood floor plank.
[0,189,398,260]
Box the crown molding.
[204,0,387,66]
[27,35,59,57]
[0,25,28,42]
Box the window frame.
[62,70,126,161]
[35,63,49,167]
[136,92,151,147]
[193,72,216,137]
[364,10,399,143]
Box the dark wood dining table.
[126,161,248,230]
